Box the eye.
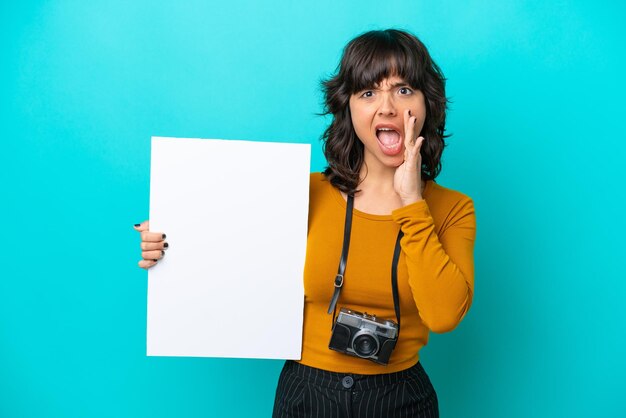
[360,90,374,98]
[399,87,413,95]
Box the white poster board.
[147,137,310,359]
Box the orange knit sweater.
[298,172,476,374]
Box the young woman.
[135,29,476,418]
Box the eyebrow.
[372,81,410,89]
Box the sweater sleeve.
[391,196,476,333]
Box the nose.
[377,93,397,116]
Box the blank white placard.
[147,137,310,359]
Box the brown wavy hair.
[321,29,449,194]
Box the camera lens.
[352,333,379,358]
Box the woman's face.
[349,75,426,171]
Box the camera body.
[328,307,398,365]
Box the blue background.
[2,1,625,417]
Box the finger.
[404,109,416,149]
[404,135,423,164]
[141,231,166,242]
[140,241,169,251]
[414,136,424,153]
[410,137,425,162]
[142,250,165,260]
[138,259,158,269]
[133,220,150,232]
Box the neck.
[346,163,425,215]
[357,162,396,194]
[357,163,426,196]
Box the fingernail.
[161,250,165,255]
[134,223,140,227]
[164,242,169,248]
[408,110,412,116]
[162,234,167,239]
[152,259,158,262]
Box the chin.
[385,154,405,168]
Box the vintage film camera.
[328,307,399,365]
[327,195,403,365]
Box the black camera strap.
[391,228,404,333]
[327,194,404,335]
[327,193,354,317]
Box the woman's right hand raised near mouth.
[133,220,168,269]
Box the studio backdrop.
[1,1,625,417]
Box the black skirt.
[272,360,439,418]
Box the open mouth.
[376,128,403,155]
